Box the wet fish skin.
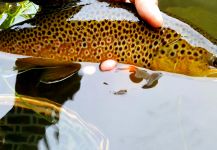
[0,1,217,77]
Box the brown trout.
[0,0,217,77]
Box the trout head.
[151,38,217,77]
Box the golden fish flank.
[0,2,217,77]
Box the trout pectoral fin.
[205,69,217,78]
[15,57,77,71]
[40,64,81,84]
[14,57,81,83]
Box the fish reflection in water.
[0,60,108,150]
[15,58,82,102]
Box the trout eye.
[209,56,217,68]
[213,57,217,68]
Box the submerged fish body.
[0,0,217,77]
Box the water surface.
[0,0,217,149]
[1,52,217,150]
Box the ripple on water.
[0,95,109,150]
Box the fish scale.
[0,1,217,77]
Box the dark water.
[0,0,217,150]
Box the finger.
[134,0,163,28]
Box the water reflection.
[15,66,82,103]
[0,59,109,150]
[0,96,108,150]
[0,96,60,150]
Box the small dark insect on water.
[113,89,128,95]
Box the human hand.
[112,0,163,28]
[131,0,163,27]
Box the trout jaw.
[151,44,217,77]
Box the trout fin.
[205,69,217,78]
[15,57,76,71]
[15,57,81,83]
[40,64,81,84]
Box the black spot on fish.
[180,50,185,54]
[181,44,186,48]
[193,52,198,57]
[187,51,192,55]
[170,52,175,57]
[174,44,178,49]
[160,50,165,55]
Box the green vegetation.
[0,1,38,29]
[159,0,217,42]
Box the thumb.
[134,0,163,28]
